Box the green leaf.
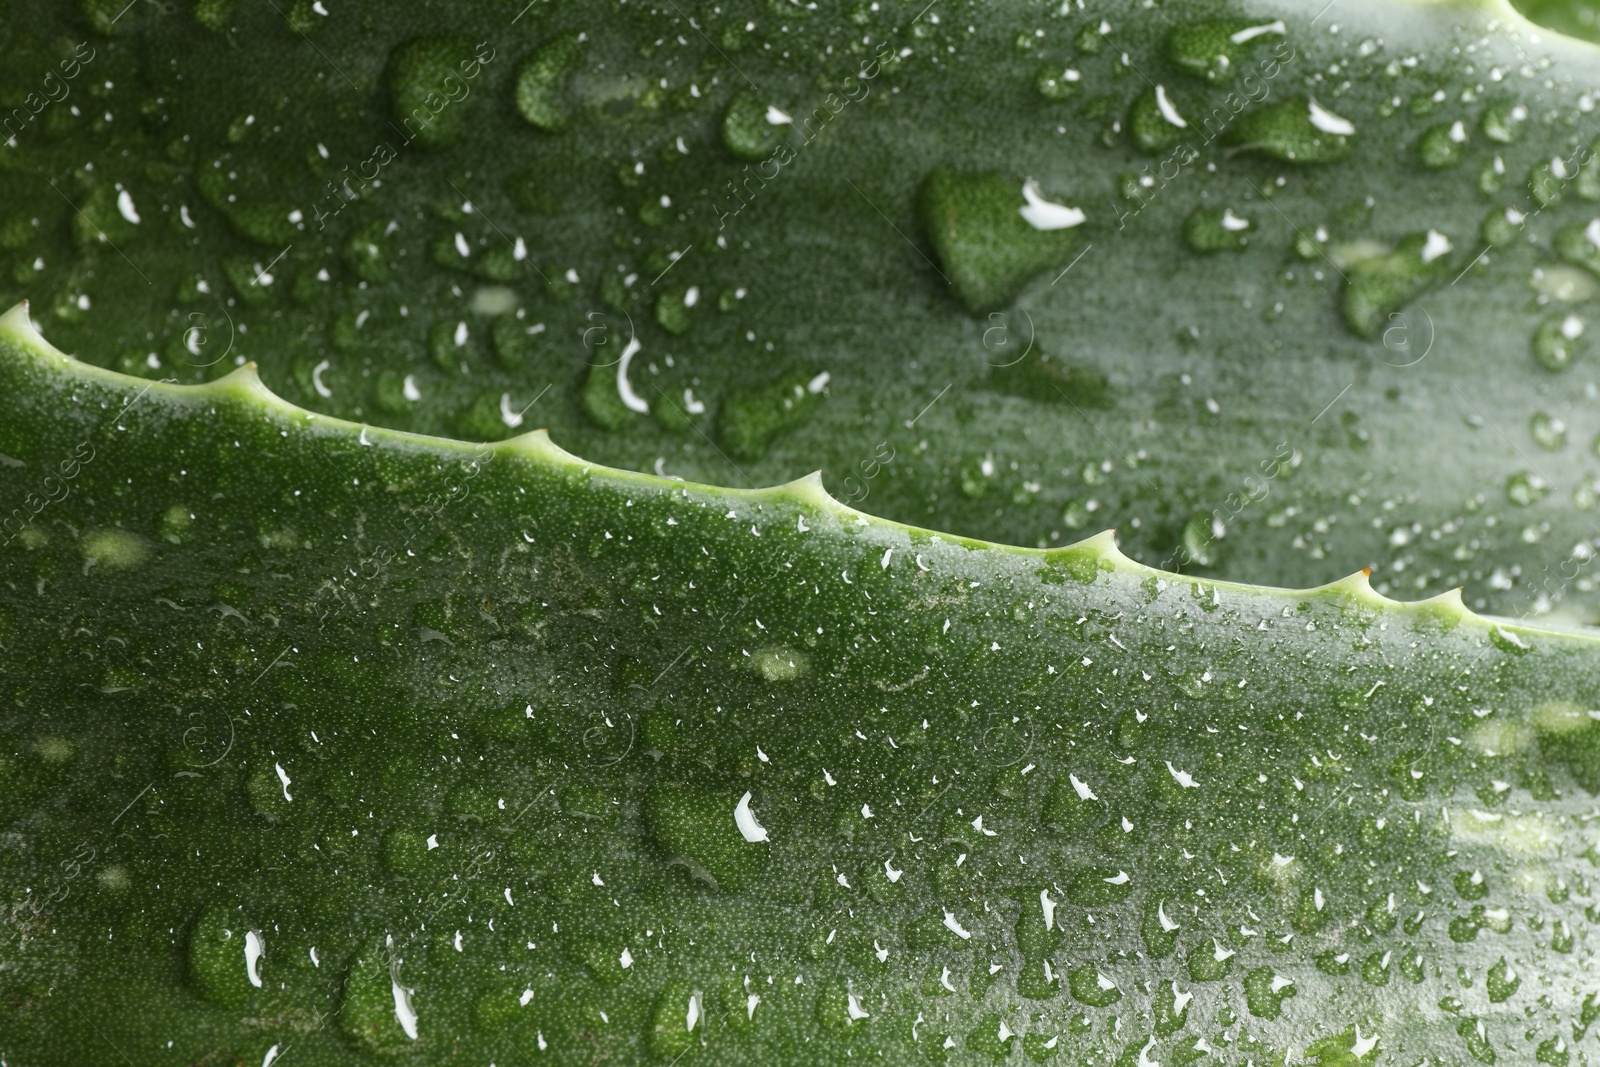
[6,0,1600,619]
[5,305,1600,1063]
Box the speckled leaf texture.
[8,0,1600,1064]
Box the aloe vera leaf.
[1,304,1599,1064]
[6,1,1600,618]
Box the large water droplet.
[650,981,712,1058]
[1416,120,1469,169]
[1506,470,1551,506]
[644,783,768,891]
[1035,65,1081,100]
[1341,231,1454,339]
[341,943,422,1053]
[918,167,1086,312]
[1479,205,1525,249]
[1553,218,1600,277]
[1067,961,1122,1007]
[1242,966,1296,1019]
[187,903,256,1008]
[721,89,789,161]
[718,368,827,460]
[1164,18,1286,84]
[387,36,489,149]
[1529,411,1567,450]
[1479,102,1528,144]
[513,34,585,133]
[1532,312,1585,371]
[1529,155,1573,209]
[1128,85,1192,154]
[988,350,1110,407]
[1224,95,1354,164]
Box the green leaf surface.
[1512,0,1600,41]
[10,0,1600,621]
[4,306,1600,1063]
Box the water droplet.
[1581,146,1600,201]
[1153,979,1193,1034]
[752,645,807,682]
[718,368,827,460]
[1485,957,1520,1002]
[1128,85,1191,154]
[1536,1035,1570,1066]
[990,351,1110,407]
[489,313,547,372]
[1140,897,1180,958]
[644,784,768,891]
[965,1013,1015,1056]
[1479,205,1525,249]
[384,37,489,149]
[81,528,149,570]
[650,981,711,1057]
[341,943,421,1053]
[192,0,235,31]
[81,0,135,34]
[1183,206,1252,253]
[1530,411,1567,450]
[1224,95,1354,164]
[1242,966,1296,1019]
[1065,864,1133,906]
[1067,962,1121,1007]
[1478,154,1507,194]
[188,903,255,1008]
[1554,217,1600,277]
[1044,773,1106,834]
[513,34,585,133]
[1179,511,1221,566]
[1505,470,1551,507]
[1528,155,1573,209]
[918,167,1086,312]
[1416,120,1469,169]
[382,828,435,876]
[1341,231,1454,339]
[654,284,696,335]
[1479,102,1528,144]
[1457,1016,1495,1062]
[721,89,787,161]
[1164,18,1286,83]
[1073,20,1107,54]
[580,358,641,431]
[813,979,871,1034]
[1532,312,1585,371]
[1186,938,1234,981]
[1035,65,1081,100]
[71,183,140,250]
